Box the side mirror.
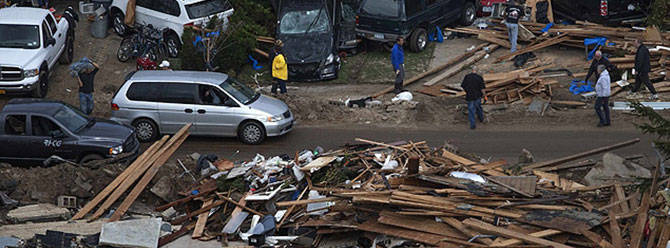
[47,38,56,47]
[224,98,238,107]
[50,130,66,139]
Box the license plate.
[482,6,493,12]
[0,90,6,94]
[373,33,384,40]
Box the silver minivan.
[110,71,293,144]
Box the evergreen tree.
[631,101,670,159]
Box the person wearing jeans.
[77,61,99,115]
[461,67,486,129]
[504,1,522,53]
[594,65,611,127]
[629,39,657,100]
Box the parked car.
[276,0,341,81]
[109,0,234,57]
[552,0,651,26]
[356,0,477,52]
[0,99,139,164]
[478,0,506,17]
[110,71,294,144]
[0,7,77,98]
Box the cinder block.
[57,196,77,209]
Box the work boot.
[648,94,659,100]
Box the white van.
[109,0,234,57]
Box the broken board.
[300,156,337,172]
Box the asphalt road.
[166,125,658,164]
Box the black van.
[552,0,651,26]
[356,0,477,52]
[276,0,341,81]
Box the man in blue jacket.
[391,37,405,94]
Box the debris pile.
[4,125,670,247]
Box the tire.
[133,119,158,142]
[165,33,181,58]
[113,11,130,37]
[409,28,427,53]
[460,1,476,26]
[238,121,265,145]
[80,153,103,164]
[381,42,394,53]
[117,38,133,62]
[31,69,48,98]
[59,35,74,64]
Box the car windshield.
[185,0,232,19]
[52,105,90,133]
[361,0,401,18]
[219,77,258,105]
[279,8,329,34]
[0,24,40,49]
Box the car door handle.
[197,109,206,114]
[184,108,193,113]
[58,33,62,38]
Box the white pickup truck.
[0,7,76,98]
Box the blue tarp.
[584,37,616,60]
[569,80,594,95]
[428,26,444,43]
[248,55,262,70]
[541,22,554,33]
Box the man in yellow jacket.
[271,40,288,94]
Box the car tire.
[165,33,181,58]
[133,119,159,142]
[31,69,48,98]
[460,1,476,26]
[80,154,104,164]
[238,121,265,145]
[409,28,427,53]
[113,11,130,37]
[59,35,74,64]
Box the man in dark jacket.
[629,39,657,100]
[585,51,616,83]
[391,37,405,94]
[461,66,486,130]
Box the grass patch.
[233,42,436,86]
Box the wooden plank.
[276,196,339,207]
[496,34,570,62]
[471,160,508,172]
[522,138,640,172]
[630,191,651,247]
[579,229,614,248]
[597,191,640,211]
[657,218,670,248]
[441,149,476,165]
[371,43,490,98]
[218,195,264,216]
[171,200,225,225]
[478,34,511,48]
[88,136,174,221]
[108,124,191,222]
[71,136,169,220]
[192,198,214,239]
[277,188,307,228]
[355,138,409,151]
[154,187,218,212]
[378,211,467,239]
[485,176,535,198]
[440,217,493,245]
[357,219,445,246]
[491,229,562,247]
[463,219,571,248]
[299,156,337,171]
[614,184,630,213]
[423,44,500,86]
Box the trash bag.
[68,57,94,77]
[569,80,594,95]
[391,92,413,103]
[513,52,536,67]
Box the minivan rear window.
[360,0,401,18]
[127,82,159,102]
[185,0,232,19]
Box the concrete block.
[57,196,77,208]
[150,177,175,202]
[7,204,71,223]
[584,152,652,186]
[99,218,161,248]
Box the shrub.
[647,0,670,31]
[178,0,274,72]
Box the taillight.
[355,15,359,25]
[111,103,119,111]
[600,0,608,16]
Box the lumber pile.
[71,124,191,222]
[112,134,670,247]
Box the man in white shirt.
[595,64,611,127]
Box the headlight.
[266,114,284,122]
[109,145,123,155]
[325,54,335,65]
[23,69,39,78]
